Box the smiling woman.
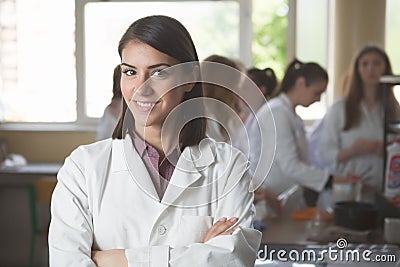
[48,15,261,267]
[119,44,187,134]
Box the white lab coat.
[49,136,261,267]
[318,99,384,190]
[249,94,329,217]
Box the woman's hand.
[264,189,283,216]
[202,217,238,243]
[351,139,383,157]
[91,249,127,267]
[254,188,282,216]
[338,139,382,163]
[254,188,267,204]
[332,175,358,184]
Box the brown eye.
[151,69,169,79]
[122,69,135,76]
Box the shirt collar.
[131,131,147,157]
[279,93,298,115]
[280,93,294,110]
[360,100,382,115]
[130,130,181,166]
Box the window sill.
[0,123,97,132]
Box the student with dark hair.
[247,67,277,100]
[248,59,351,218]
[236,67,277,123]
[49,15,260,266]
[318,45,400,202]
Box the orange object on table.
[292,207,333,221]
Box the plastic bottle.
[385,142,400,198]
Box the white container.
[332,183,354,202]
[384,217,400,244]
[385,142,400,198]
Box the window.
[252,0,288,79]
[386,0,400,74]
[253,0,330,121]
[0,0,248,126]
[81,1,241,118]
[294,0,329,121]
[0,0,75,123]
[385,0,400,99]
[3,0,396,127]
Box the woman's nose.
[135,75,153,97]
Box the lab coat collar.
[121,134,160,201]
[162,138,217,206]
[279,93,295,112]
[174,138,217,176]
[278,93,303,124]
[118,134,216,203]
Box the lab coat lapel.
[122,134,160,201]
[161,139,216,207]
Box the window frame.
[0,0,252,131]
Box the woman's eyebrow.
[120,62,171,69]
[147,63,171,69]
[120,63,135,69]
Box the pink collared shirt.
[131,133,179,199]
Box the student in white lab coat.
[234,67,282,218]
[318,45,400,201]
[49,15,261,267]
[249,60,351,218]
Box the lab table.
[0,163,61,186]
[257,217,400,266]
[0,163,61,266]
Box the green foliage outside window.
[252,0,288,79]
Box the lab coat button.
[158,225,167,235]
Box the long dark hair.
[112,15,206,149]
[112,64,122,100]
[343,45,398,130]
[278,59,328,94]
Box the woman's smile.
[132,100,161,112]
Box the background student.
[317,45,400,203]
[249,59,352,218]
[236,66,282,218]
[202,54,244,143]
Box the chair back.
[34,176,57,204]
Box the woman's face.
[357,52,386,87]
[120,41,191,130]
[298,78,327,107]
